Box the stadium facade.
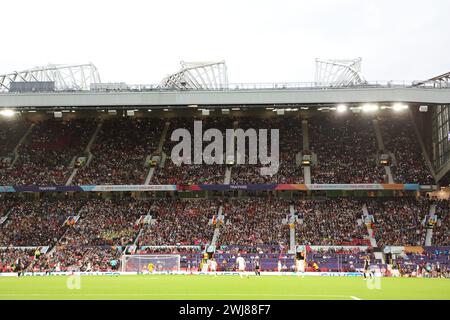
[1,61,450,188]
[0,61,450,277]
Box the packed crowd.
[0,118,29,159]
[133,246,202,255]
[367,198,429,246]
[295,199,368,245]
[30,246,122,272]
[230,117,304,184]
[73,118,164,185]
[379,116,435,185]
[392,247,450,278]
[307,247,374,272]
[0,194,18,217]
[60,199,146,247]
[0,199,83,246]
[219,198,291,247]
[433,200,450,246]
[308,115,385,184]
[0,195,449,273]
[0,118,97,185]
[0,248,36,272]
[0,114,436,186]
[137,200,217,246]
[153,117,232,185]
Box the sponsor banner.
[305,245,369,250]
[196,184,278,191]
[0,183,421,193]
[303,184,420,191]
[194,271,363,277]
[188,184,420,191]
[0,271,363,277]
[83,185,177,192]
[0,186,15,192]
[12,186,83,192]
[0,271,127,277]
[403,246,424,254]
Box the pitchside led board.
[448,132,450,141]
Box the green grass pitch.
[0,275,449,300]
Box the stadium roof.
[0,61,449,109]
[0,86,449,109]
[0,63,100,92]
[158,61,228,90]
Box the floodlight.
[337,104,348,113]
[362,104,379,112]
[0,109,15,117]
[393,103,408,112]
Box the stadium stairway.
[372,119,394,183]
[66,169,78,186]
[66,154,79,185]
[224,167,232,184]
[145,121,170,185]
[408,109,437,183]
[144,165,155,185]
[10,122,35,167]
[0,206,14,225]
[425,204,437,246]
[66,121,103,185]
[133,229,144,247]
[362,204,377,248]
[302,120,309,150]
[47,215,82,254]
[302,120,312,184]
[62,215,80,226]
[303,167,311,185]
[289,205,296,253]
[210,206,223,247]
[224,120,239,185]
[131,215,156,248]
[85,121,103,167]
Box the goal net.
[121,255,181,272]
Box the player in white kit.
[209,258,218,275]
[236,254,247,278]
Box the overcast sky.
[1,0,449,84]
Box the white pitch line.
[350,296,362,300]
[0,293,358,299]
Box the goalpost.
[121,255,181,273]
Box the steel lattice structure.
[414,72,450,88]
[315,58,366,87]
[159,61,228,90]
[0,63,101,92]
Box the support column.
[425,204,436,246]
[145,121,170,185]
[372,119,394,183]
